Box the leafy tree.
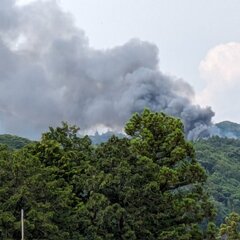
[26,123,95,238]
[30,122,94,196]
[81,109,216,239]
[206,222,218,240]
[0,112,217,239]
[218,212,240,240]
[0,123,93,239]
[0,145,77,239]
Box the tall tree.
[80,109,216,239]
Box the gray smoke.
[0,0,214,139]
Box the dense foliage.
[0,134,32,149]
[218,212,240,239]
[91,130,240,229]
[195,137,240,225]
[0,110,216,239]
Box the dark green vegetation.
[195,137,240,226]
[0,110,217,239]
[219,212,240,239]
[91,127,240,230]
[0,134,31,149]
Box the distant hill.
[0,134,32,149]
[216,121,240,138]
[195,137,240,224]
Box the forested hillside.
[0,110,218,239]
[195,137,240,225]
[1,114,240,238]
[216,121,240,138]
[0,134,32,149]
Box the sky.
[18,0,240,123]
[1,0,240,138]
[60,0,240,123]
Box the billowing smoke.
[0,0,214,139]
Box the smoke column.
[0,0,214,139]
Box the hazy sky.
[18,0,240,123]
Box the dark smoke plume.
[0,0,214,139]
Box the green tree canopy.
[81,109,216,239]
[0,110,216,239]
[218,212,240,240]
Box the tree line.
[0,109,239,239]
